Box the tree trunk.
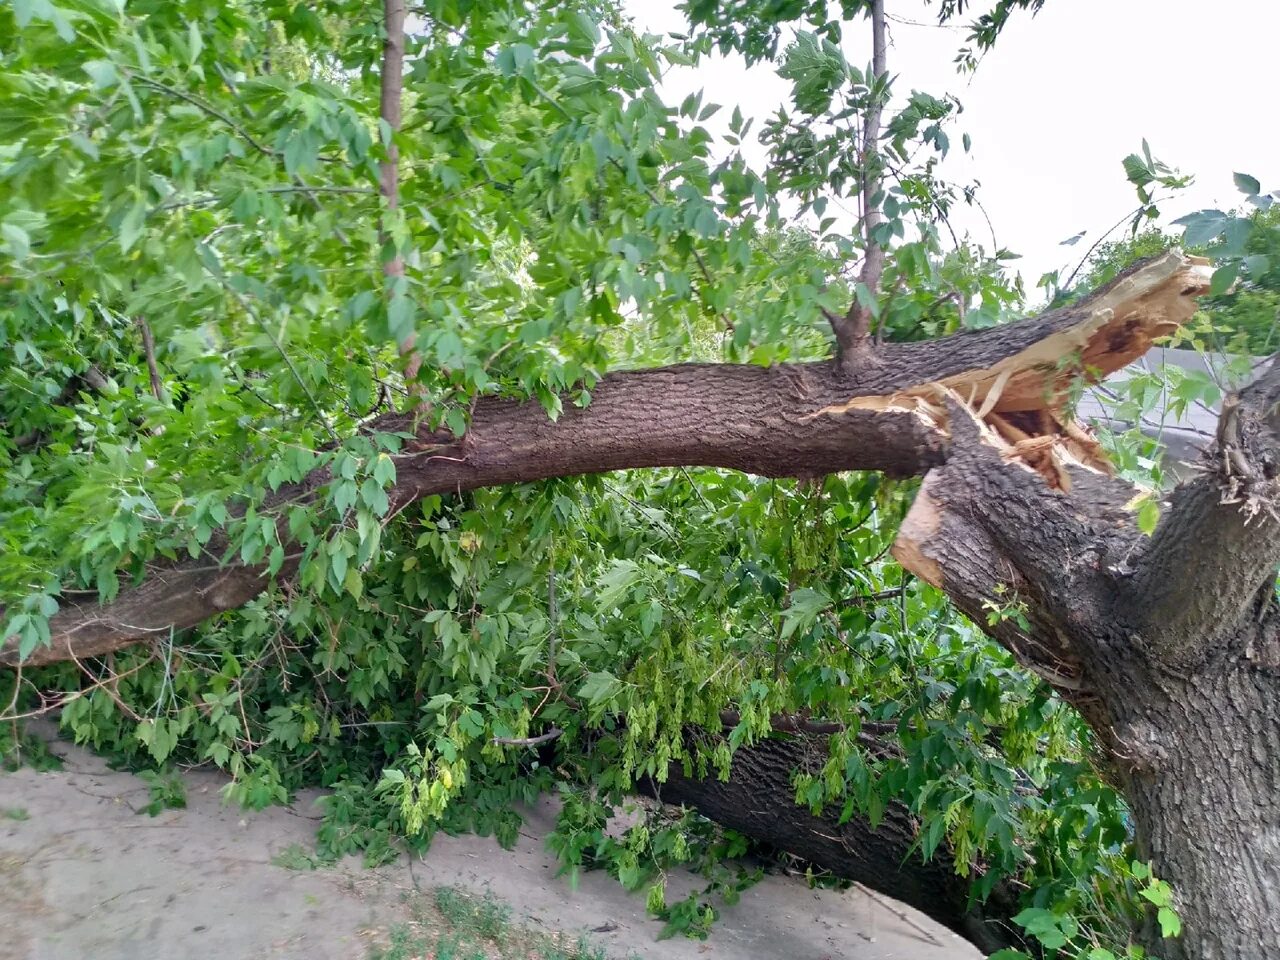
[894,352,1280,958]
[1117,638,1280,960]
[643,734,1023,954]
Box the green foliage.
[369,886,618,960]
[0,1,1203,957]
[136,767,187,815]
[271,842,324,870]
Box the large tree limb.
[644,734,1024,953]
[1,253,1211,667]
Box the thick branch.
[2,253,1211,667]
[1127,357,1280,665]
[644,734,1022,953]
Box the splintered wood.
[808,251,1214,490]
[883,251,1214,592]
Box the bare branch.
[492,727,563,747]
[136,317,164,402]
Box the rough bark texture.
[643,735,1023,954]
[894,344,1280,957]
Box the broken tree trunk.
[891,337,1280,957]
[643,734,1023,954]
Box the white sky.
[621,0,1280,295]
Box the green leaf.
[83,60,118,90]
[1122,154,1150,186]
[187,20,203,64]
[779,587,831,641]
[1157,906,1182,938]
[118,200,146,254]
[595,559,641,610]
[1244,254,1270,276]
[1209,262,1240,297]
[495,43,535,77]
[1172,209,1229,248]
[1234,171,1261,196]
[1137,499,1159,536]
[577,671,621,706]
[1,222,31,261]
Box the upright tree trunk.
[894,351,1280,958]
[1111,621,1280,959]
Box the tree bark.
[643,734,1024,954]
[834,0,888,359]
[379,0,419,381]
[893,339,1280,957]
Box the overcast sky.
[620,0,1279,295]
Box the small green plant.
[433,886,512,942]
[1,725,63,773]
[983,583,1032,632]
[135,768,187,816]
[368,887,619,960]
[990,860,1182,960]
[271,843,323,871]
[3,807,29,821]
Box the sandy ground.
[0,734,982,960]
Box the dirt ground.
[0,732,982,960]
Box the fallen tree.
[2,253,1206,667]
[5,1,1279,955]
[13,250,1280,957]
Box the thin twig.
[132,76,273,157]
[851,881,942,946]
[219,282,341,445]
[2,653,156,722]
[135,317,164,402]
[840,586,907,608]
[492,728,563,747]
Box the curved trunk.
[643,735,1022,954]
